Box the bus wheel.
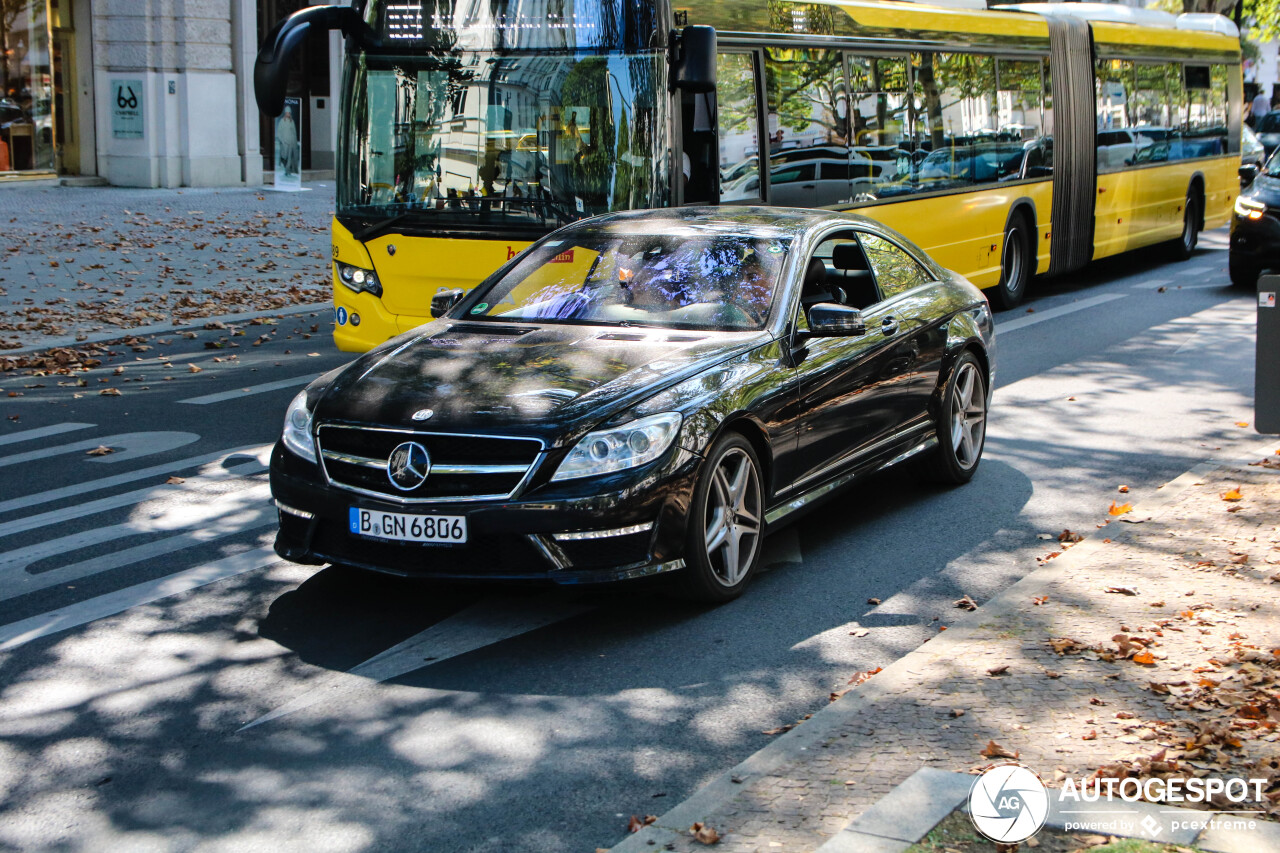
[989,217,1032,310]
[1173,191,1200,260]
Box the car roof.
[570,207,881,240]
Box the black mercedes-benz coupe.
[270,208,995,601]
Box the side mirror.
[806,303,867,337]
[430,288,466,318]
[1240,163,1261,186]
[256,5,370,116]
[673,26,716,93]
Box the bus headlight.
[1235,197,1266,220]
[336,262,383,297]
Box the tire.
[1172,191,1200,261]
[923,352,988,485]
[676,432,765,603]
[1229,254,1259,290]
[988,215,1033,310]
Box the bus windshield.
[338,51,668,234]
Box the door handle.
[881,317,899,336]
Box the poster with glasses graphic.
[274,98,302,191]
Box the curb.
[0,302,333,357]
[613,435,1280,852]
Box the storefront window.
[1,0,56,173]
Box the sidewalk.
[617,442,1280,852]
[0,183,335,353]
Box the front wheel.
[988,217,1032,310]
[676,433,765,603]
[923,352,988,485]
[1230,254,1260,289]
[1172,192,1200,260]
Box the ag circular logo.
[387,441,431,491]
[968,763,1050,843]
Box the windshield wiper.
[354,212,414,242]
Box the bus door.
[715,51,767,206]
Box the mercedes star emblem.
[411,409,434,421]
[387,441,431,491]
[387,244,397,256]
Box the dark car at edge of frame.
[269,208,996,602]
[1231,148,1280,289]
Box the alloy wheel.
[703,447,763,587]
[949,361,987,470]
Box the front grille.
[317,425,542,502]
[555,531,652,570]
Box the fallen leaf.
[1109,501,1133,516]
[165,476,185,485]
[99,388,122,396]
[1058,529,1084,544]
[950,708,966,718]
[1045,670,1062,679]
[980,739,1019,759]
[1235,421,1250,428]
[1033,596,1050,606]
[867,598,881,606]
[987,665,1010,677]
[1221,487,1244,502]
[1107,586,1138,596]
[1118,484,1130,493]
[187,364,202,373]
[85,445,114,456]
[1082,729,1098,740]
[847,667,882,686]
[628,815,643,833]
[954,595,978,611]
[1132,651,1156,666]
[690,822,721,845]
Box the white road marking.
[0,547,282,651]
[0,457,266,539]
[995,293,1128,334]
[179,375,315,405]
[0,423,95,447]
[0,431,199,468]
[240,594,595,730]
[0,444,270,515]
[0,485,273,600]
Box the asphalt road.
[0,229,1263,852]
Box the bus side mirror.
[255,5,370,116]
[431,288,465,318]
[674,26,717,93]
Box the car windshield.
[461,234,791,331]
[1257,112,1280,134]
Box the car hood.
[313,321,769,443]
[1244,174,1280,206]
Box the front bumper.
[269,441,701,584]
[1230,212,1280,272]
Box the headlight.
[551,412,682,482]
[1235,197,1266,220]
[282,389,317,461]
[335,262,383,297]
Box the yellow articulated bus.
[255,0,1241,352]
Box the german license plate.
[349,508,467,544]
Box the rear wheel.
[1230,254,1260,289]
[923,352,988,485]
[677,433,764,603]
[1172,191,1201,260]
[988,216,1032,310]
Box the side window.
[764,48,851,207]
[912,52,999,189]
[1185,64,1228,159]
[848,54,912,201]
[718,52,764,202]
[1096,58,1134,173]
[858,232,933,298]
[1133,63,1183,161]
[804,231,882,311]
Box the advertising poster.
[274,97,303,191]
